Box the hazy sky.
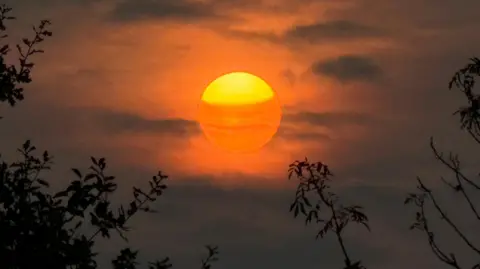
[1,0,480,268]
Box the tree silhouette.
[404,57,480,269]
[0,4,219,269]
[288,159,370,269]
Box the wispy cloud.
[94,109,200,136]
[221,19,387,45]
[109,0,223,23]
[283,111,376,128]
[284,20,386,43]
[311,55,383,83]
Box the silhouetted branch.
[405,184,461,269]
[201,245,219,269]
[148,257,173,269]
[406,57,480,269]
[112,248,139,269]
[430,137,480,190]
[53,156,170,243]
[423,179,479,254]
[288,158,369,269]
[449,57,480,142]
[0,4,14,37]
[0,4,51,107]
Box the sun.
[198,72,282,153]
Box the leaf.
[299,202,306,216]
[22,38,31,46]
[71,168,82,178]
[289,201,296,212]
[36,178,49,187]
[84,173,97,182]
[23,139,31,150]
[53,190,69,198]
[302,196,312,207]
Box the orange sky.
[29,4,380,187]
[2,0,478,189]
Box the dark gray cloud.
[0,104,200,141]
[283,111,376,128]
[275,124,331,141]
[311,55,383,82]
[110,0,221,22]
[223,19,386,45]
[94,109,200,135]
[108,0,316,24]
[284,20,386,43]
[272,110,376,143]
[332,0,480,31]
[0,103,200,174]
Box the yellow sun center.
[198,72,282,153]
[201,72,275,105]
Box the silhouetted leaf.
[72,168,82,178]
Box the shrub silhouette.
[0,4,219,269]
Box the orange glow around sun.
[198,72,282,153]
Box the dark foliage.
[0,140,181,269]
[0,4,219,269]
[288,159,370,269]
[0,4,51,108]
[405,57,480,269]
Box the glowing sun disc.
[198,72,282,153]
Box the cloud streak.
[311,55,383,83]
[109,0,232,23]
[94,109,200,136]
[284,20,386,43]
[222,19,388,45]
[283,111,376,128]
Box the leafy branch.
[0,4,52,107]
[288,158,370,269]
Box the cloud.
[283,111,376,128]
[109,0,222,22]
[279,69,296,86]
[220,18,387,45]
[311,55,383,82]
[272,110,378,142]
[284,20,386,43]
[275,124,331,141]
[108,0,320,25]
[0,104,200,167]
[93,109,200,136]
